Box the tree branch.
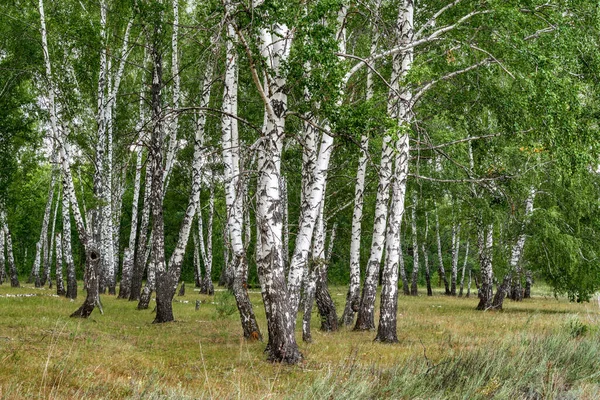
[411,58,492,105]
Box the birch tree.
[221,2,262,338]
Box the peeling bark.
[376,133,410,342]
[71,248,101,318]
[342,3,377,326]
[55,232,65,296]
[253,20,302,363]
[221,23,261,338]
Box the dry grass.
[0,283,599,399]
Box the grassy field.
[1,282,599,399]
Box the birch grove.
[2,0,599,368]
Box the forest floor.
[1,282,600,399]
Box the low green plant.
[565,315,588,338]
[214,290,237,318]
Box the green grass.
[0,282,599,399]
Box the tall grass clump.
[295,330,600,399]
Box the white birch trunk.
[375,0,413,340]
[163,0,181,191]
[118,147,143,299]
[61,173,76,299]
[221,20,262,338]
[288,5,345,321]
[459,240,469,297]
[342,1,378,326]
[253,21,302,363]
[2,219,19,288]
[41,175,56,286]
[410,194,419,296]
[198,185,214,295]
[435,209,450,294]
[476,224,494,310]
[31,174,55,286]
[55,232,65,295]
[32,241,42,287]
[0,223,5,285]
[193,231,201,288]
[46,178,60,288]
[423,213,432,296]
[510,188,535,300]
[399,226,410,295]
[451,222,461,295]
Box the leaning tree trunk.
[491,274,511,311]
[70,247,101,318]
[435,210,450,295]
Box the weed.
[565,315,588,338]
[213,290,237,318]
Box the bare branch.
[412,133,502,151]
[231,24,275,120]
[340,10,492,85]
[524,26,556,41]
[415,0,463,39]
[466,43,515,79]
